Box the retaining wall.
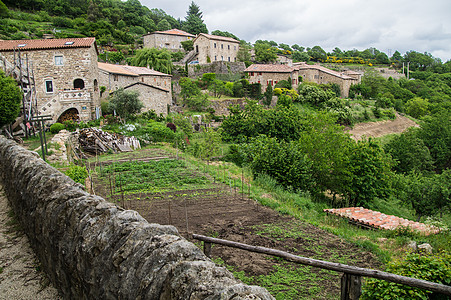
[0,136,273,300]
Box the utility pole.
[407,62,410,80]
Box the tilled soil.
[91,154,383,299]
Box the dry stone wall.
[0,136,273,300]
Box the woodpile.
[78,128,140,154]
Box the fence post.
[341,273,361,300]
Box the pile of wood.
[78,128,140,154]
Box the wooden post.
[341,273,361,300]
[204,242,212,258]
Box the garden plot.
[90,149,382,299]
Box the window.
[228,45,230,50]
[258,72,262,76]
[234,46,237,50]
[73,78,85,89]
[45,80,53,93]
[221,44,223,49]
[250,72,254,76]
[55,55,63,66]
[221,56,223,61]
[114,75,118,81]
[215,56,217,61]
[214,43,216,48]
[228,57,230,62]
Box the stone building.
[192,33,240,64]
[0,38,100,122]
[294,62,359,97]
[244,64,299,92]
[98,62,172,116]
[143,29,195,52]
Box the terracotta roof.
[294,63,355,80]
[98,62,171,77]
[324,207,440,235]
[0,38,96,51]
[195,33,240,44]
[122,82,169,93]
[145,29,195,38]
[244,64,294,73]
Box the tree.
[343,139,393,207]
[0,0,9,17]
[384,128,434,174]
[308,46,327,62]
[211,30,239,41]
[263,83,273,106]
[179,77,201,102]
[181,1,208,35]
[292,44,304,52]
[254,41,277,63]
[405,97,429,118]
[109,88,143,121]
[0,71,22,129]
[390,50,403,64]
[130,48,172,74]
[237,44,252,64]
[181,40,194,52]
[292,51,310,62]
[156,19,171,31]
[375,52,390,64]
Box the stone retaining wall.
[0,136,273,300]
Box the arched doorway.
[74,78,85,90]
[57,108,79,123]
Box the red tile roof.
[98,62,171,77]
[0,38,96,51]
[324,207,440,235]
[195,33,240,44]
[293,62,355,80]
[147,29,195,38]
[244,64,294,73]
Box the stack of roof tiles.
[324,207,440,235]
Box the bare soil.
[91,150,383,299]
[347,113,418,140]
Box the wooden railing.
[192,234,451,300]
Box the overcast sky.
[139,0,451,62]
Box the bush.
[64,164,88,185]
[362,251,451,299]
[50,122,65,134]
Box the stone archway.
[57,108,79,123]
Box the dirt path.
[348,113,419,140]
[0,184,60,300]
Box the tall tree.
[109,88,143,121]
[182,1,207,35]
[130,48,173,74]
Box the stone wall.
[188,61,246,78]
[0,136,273,300]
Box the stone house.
[143,29,195,52]
[0,37,100,122]
[293,62,359,97]
[244,64,299,92]
[192,33,240,64]
[98,62,172,116]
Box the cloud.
[139,0,451,61]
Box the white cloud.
[139,0,451,61]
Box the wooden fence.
[192,234,451,300]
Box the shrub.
[64,120,77,132]
[50,122,65,134]
[64,164,88,185]
[362,251,451,299]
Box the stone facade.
[193,33,240,64]
[245,64,298,92]
[121,82,171,116]
[245,63,359,97]
[143,29,195,52]
[98,63,172,115]
[0,38,101,122]
[0,136,274,300]
[294,63,359,97]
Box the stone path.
[0,184,60,299]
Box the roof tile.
[0,37,96,51]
